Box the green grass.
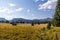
[0,23,60,40]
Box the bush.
[6,20,9,23]
[10,22,17,26]
[47,22,51,29]
[38,22,40,25]
[31,23,34,26]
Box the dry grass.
[0,23,60,40]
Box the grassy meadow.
[0,23,60,40]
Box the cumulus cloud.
[8,3,16,7]
[0,8,14,14]
[0,8,7,12]
[0,7,24,14]
[15,8,23,11]
[38,0,57,10]
[0,7,31,14]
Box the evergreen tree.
[53,0,60,26]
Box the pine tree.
[53,0,60,26]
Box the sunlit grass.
[0,23,60,40]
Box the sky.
[0,0,57,20]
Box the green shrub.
[10,22,17,26]
[31,22,34,26]
[47,22,51,29]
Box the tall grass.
[0,23,59,40]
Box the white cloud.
[0,8,14,14]
[16,8,23,11]
[5,15,14,20]
[5,15,26,20]
[33,0,39,2]
[0,8,8,12]
[0,7,31,14]
[38,0,57,10]
[5,9,13,14]
[27,9,30,12]
[9,3,16,7]
[0,7,24,14]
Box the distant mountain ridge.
[10,18,53,23]
[0,18,8,22]
[0,18,53,23]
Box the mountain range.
[0,18,53,23]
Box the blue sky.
[0,0,57,20]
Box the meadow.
[0,23,60,40]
